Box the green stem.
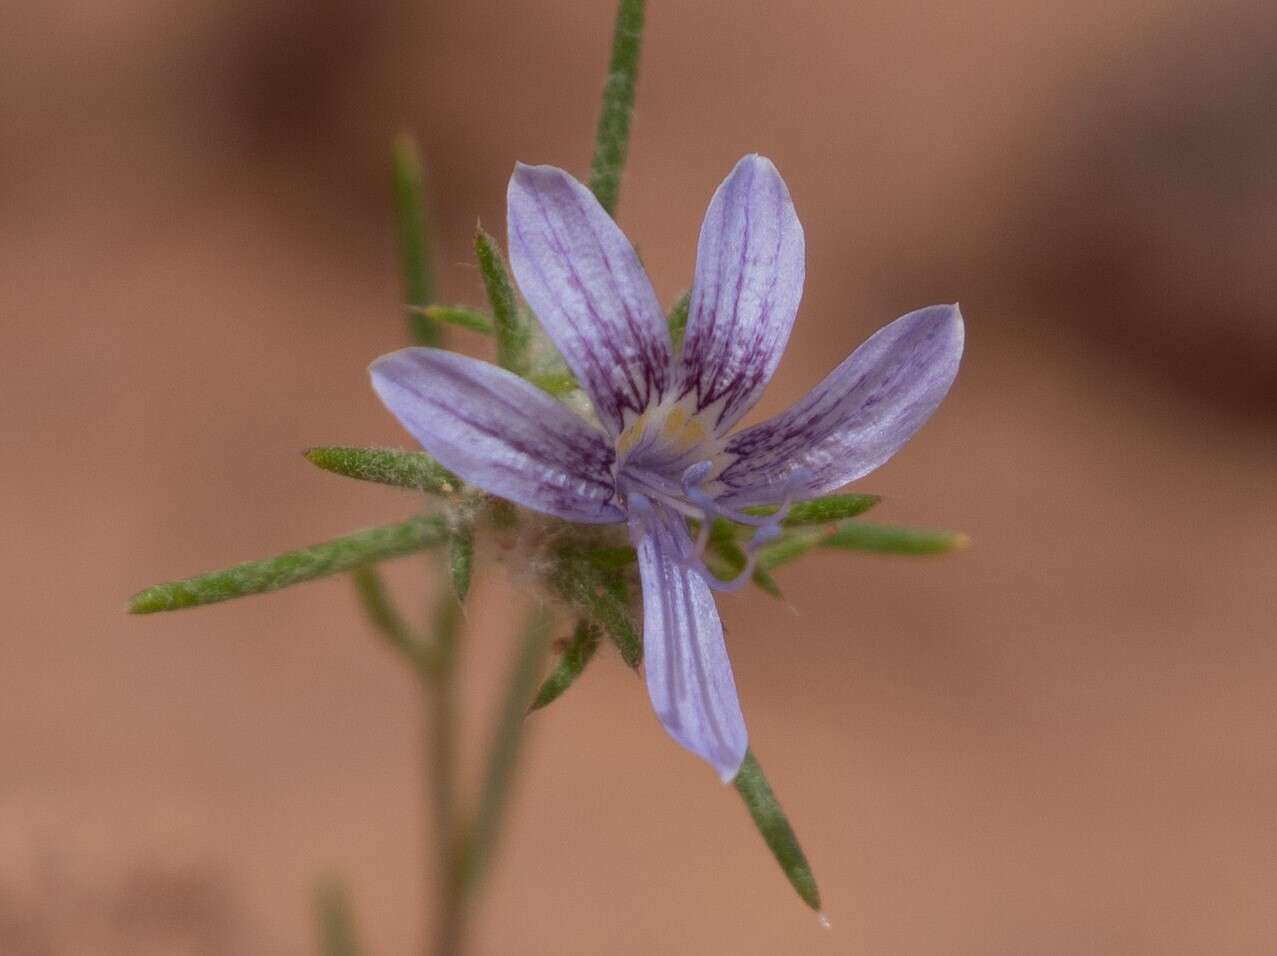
[424,596,464,956]
[313,876,363,956]
[462,609,551,891]
[393,134,441,345]
[352,565,426,665]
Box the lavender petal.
[370,348,623,523]
[715,304,964,505]
[631,504,748,782]
[507,163,671,436]
[677,155,805,434]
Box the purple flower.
[371,156,963,782]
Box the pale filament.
[622,458,807,594]
[680,461,806,593]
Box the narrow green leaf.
[754,529,823,572]
[304,446,458,494]
[588,0,646,215]
[128,515,449,613]
[352,565,422,663]
[733,750,822,911]
[527,370,580,397]
[475,227,529,374]
[745,493,883,526]
[391,134,439,345]
[447,522,475,601]
[313,875,362,956]
[667,290,690,353]
[549,548,641,667]
[413,305,494,335]
[754,518,968,572]
[530,620,601,712]
[750,567,784,599]
[464,607,552,889]
[823,521,968,555]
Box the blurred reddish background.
[3,1,1276,953]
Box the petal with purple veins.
[677,155,805,434]
[507,163,671,436]
[371,348,624,523]
[714,304,964,506]
[630,501,748,782]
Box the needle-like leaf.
[667,290,690,353]
[745,493,882,526]
[411,305,494,335]
[588,0,645,214]
[733,750,822,912]
[475,227,529,375]
[756,519,968,572]
[530,620,601,712]
[823,521,969,555]
[128,515,449,613]
[392,134,439,345]
[304,446,458,494]
[548,548,641,667]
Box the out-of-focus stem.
[463,610,551,890]
[422,596,464,956]
[392,133,441,345]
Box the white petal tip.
[817,912,832,930]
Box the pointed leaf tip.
[475,228,529,374]
[303,446,458,494]
[529,620,601,712]
[414,305,495,335]
[822,520,967,555]
[732,750,821,911]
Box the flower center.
[614,395,716,473]
[615,405,805,593]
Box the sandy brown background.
[4,1,1276,953]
